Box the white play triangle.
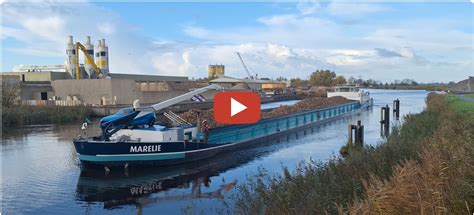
[230,97,247,117]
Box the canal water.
[1,89,429,215]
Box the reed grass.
[2,105,93,127]
[234,93,473,214]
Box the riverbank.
[370,84,449,91]
[235,93,473,214]
[2,105,93,127]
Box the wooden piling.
[348,120,364,146]
[380,105,390,136]
[356,120,364,145]
[393,99,400,120]
[348,125,353,146]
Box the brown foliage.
[348,94,474,214]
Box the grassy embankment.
[2,105,93,127]
[235,93,473,214]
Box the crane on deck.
[100,84,223,139]
[235,52,257,80]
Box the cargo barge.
[73,84,372,169]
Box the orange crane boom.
[75,42,102,79]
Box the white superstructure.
[327,85,371,105]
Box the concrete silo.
[83,36,95,78]
[95,39,109,77]
[65,36,77,79]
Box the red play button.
[214,92,260,124]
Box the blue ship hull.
[73,101,366,168]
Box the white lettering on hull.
[130,145,161,153]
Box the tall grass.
[2,105,93,127]
[349,94,473,214]
[234,93,473,214]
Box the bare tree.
[2,79,21,107]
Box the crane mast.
[235,52,256,80]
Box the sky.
[1,1,473,83]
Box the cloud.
[97,22,116,35]
[258,14,298,26]
[183,26,211,39]
[327,2,387,18]
[296,2,321,15]
[266,43,292,59]
[2,2,472,83]
[374,48,403,58]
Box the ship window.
[71,49,76,55]
[96,53,99,57]
[87,50,94,55]
[101,51,106,56]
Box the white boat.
[327,85,373,107]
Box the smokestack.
[86,36,91,45]
[101,39,106,46]
[68,35,73,44]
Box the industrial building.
[2,35,290,107]
[449,76,474,93]
[1,35,193,106]
[209,75,287,95]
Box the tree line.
[287,69,430,88]
[289,70,347,88]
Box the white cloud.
[266,43,292,59]
[97,22,116,35]
[22,16,65,41]
[183,26,211,39]
[327,2,387,18]
[12,64,25,72]
[2,2,472,82]
[296,2,321,15]
[258,14,298,26]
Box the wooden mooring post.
[393,99,400,120]
[348,120,364,146]
[380,105,390,136]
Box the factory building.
[2,35,288,107]
[1,35,191,106]
[50,79,212,106]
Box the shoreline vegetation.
[2,105,93,128]
[2,81,93,128]
[234,93,473,214]
[369,84,449,91]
